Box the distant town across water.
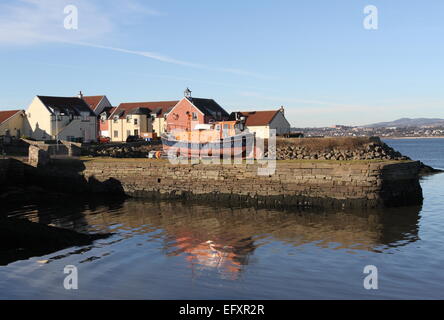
[294,118,444,138]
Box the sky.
[0,0,443,127]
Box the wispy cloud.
[62,41,270,78]
[0,0,269,79]
[236,91,442,119]
[239,91,374,111]
[31,60,265,91]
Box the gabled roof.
[100,106,116,117]
[37,96,96,116]
[112,101,178,119]
[187,97,229,119]
[0,110,23,125]
[230,110,281,126]
[82,95,105,111]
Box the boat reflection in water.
[6,199,422,280]
[172,238,251,280]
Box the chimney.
[184,87,192,98]
[78,91,83,99]
[280,106,285,114]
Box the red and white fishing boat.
[161,118,257,158]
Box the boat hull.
[161,132,256,158]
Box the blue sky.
[0,0,443,127]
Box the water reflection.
[5,199,421,278]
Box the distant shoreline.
[382,136,444,140]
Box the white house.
[0,110,27,138]
[26,96,97,142]
[231,107,291,139]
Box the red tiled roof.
[112,101,179,119]
[82,96,105,111]
[0,110,23,125]
[106,107,116,116]
[238,110,280,126]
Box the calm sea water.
[1,138,444,299]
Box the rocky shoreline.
[82,141,162,158]
[274,137,408,161]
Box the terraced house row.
[0,89,291,143]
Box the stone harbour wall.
[0,158,9,185]
[59,159,423,209]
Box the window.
[223,124,229,130]
[126,116,131,123]
[113,117,118,123]
[192,112,198,121]
[134,129,139,136]
[114,130,118,138]
[134,118,138,125]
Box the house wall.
[270,111,291,135]
[152,117,166,135]
[0,111,25,137]
[26,97,52,140]
[99,117,110,137]
[55,117,97,142]
[246,126,270,139]
[166,99,204,132]
[109,115,152,142]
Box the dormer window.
[113,116,119,123]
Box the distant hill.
[364,118,444,128]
